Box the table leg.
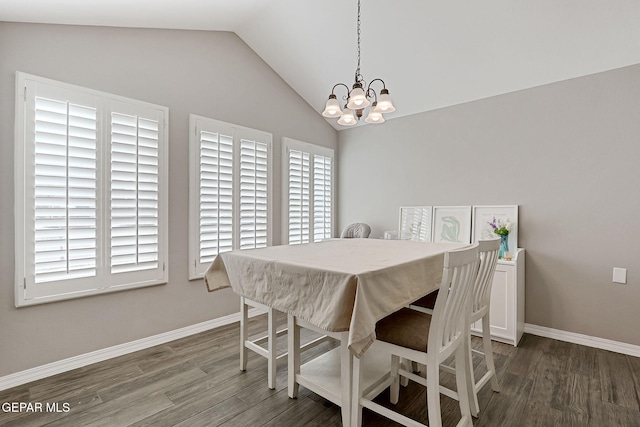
[287,314,300,398]
[267,308,276,390]
[351,353,362,427]
[340,335,352,426]
[240,297,248,372]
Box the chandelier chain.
[355,0,361,81]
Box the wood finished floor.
[1,312,640,427]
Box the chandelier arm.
[331,83,352,101]
[367,78,387,90]
[331,83,351,94]
[365,87,378,102]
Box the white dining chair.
[340,223,371,238]
[352,244,479,427]
[241,297,330,390]
[408,238,501,416]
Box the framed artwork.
[432,206,472,244]
[399,206,433,241]
[472,205,519,251]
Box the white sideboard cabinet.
[471,248,525,346]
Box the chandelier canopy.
[322,0,395,126]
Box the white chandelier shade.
[375,89,396,113]
[346,85,370,110]
[337,108,358,126]
[365,102,385,123]
[321,94,342,117]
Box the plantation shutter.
[239,137,269,250]
[16,73,168,306]
[283,138,334,245]
[110,112,160,274]
[313,154,332,242]
[287,149,310,244]
[199,129,234,264]
[32,96,98,285]
[188,115,272,279]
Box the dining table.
[205,238,470,426]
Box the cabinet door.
[472,263,516,344]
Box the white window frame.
[14,72,169,307]
[282,137,335,244]
[188,115,273,279]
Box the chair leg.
[465,331,480,417]
[240,297,248,372]
[482,315,501,392]
[267,308,276,390]
[455,345,474,427]
[390,355,400,404]
[426,361,443,427]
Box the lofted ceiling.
[2,0,640,130]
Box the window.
[14,72,169,306]
[188,115,272,279]
[283,138,334,244]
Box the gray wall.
[339,64,640,346]
[0,22,337,376]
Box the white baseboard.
[0,308,263,392]
[524,323,640,358]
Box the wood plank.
[96,366,208,404]
[533,371,593,425]
[43,393,173,427]
[518,399,566,427]
[0,385,29,403]
[171,396,250,427]
[81,395,173,427]
[600,401,640,427]
[474,371,534,427]
[537,339,598,378]
[164,363,266,406]
[627,353,640,411]
[504,335,546,378]
[27,360,145,402]
[262,395,333,426]
[0,390,101,427]
[131,369,268,427]
[217,387,300,426]
[598,350,640,411]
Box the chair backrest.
[471,239,500,318]
[429,244,479,360]
[340,223,372,238]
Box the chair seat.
[376,307,432,352]
[412,290,438,310]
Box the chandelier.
[322,0,395,126]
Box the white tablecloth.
[205,239,468,357]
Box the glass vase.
[499,234,509,259]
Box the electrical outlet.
[613,267,627,284]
